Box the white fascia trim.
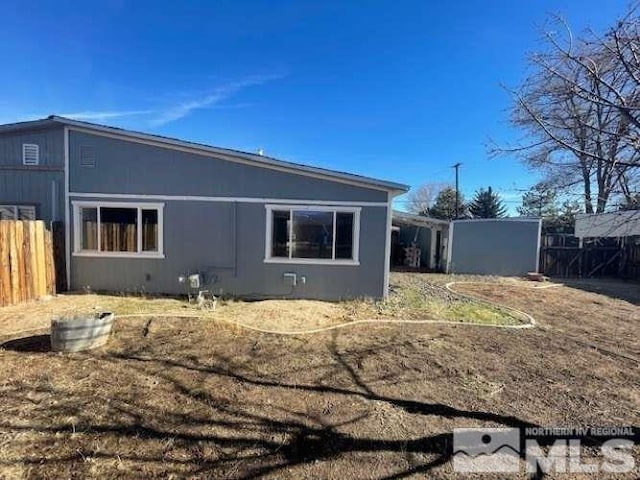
[452,217,541,223]
[264,204,362,212]
[64,127,71,288]
[263,258,360,266]
[72,200,165,209]
[69,191,386,207]
[535,218,542,273]
[67,126,405,193]
[72,252,165,259]
[383,191,393,298]
[446,221,454,273]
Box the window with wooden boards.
[73,202,164,258]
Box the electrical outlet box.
[283,272,297,286]
[188,274,201,289]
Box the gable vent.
[80,145,95,167]
[22,144,40,166]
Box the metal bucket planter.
[50,312,114,352]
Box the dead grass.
[0,273,522,337]
[0,272,639,478]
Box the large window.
[265,205,360,264]
[73,202,164,258]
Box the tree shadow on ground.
[560,278,640,305]
[0,332,583,479]
[0,334,50,352]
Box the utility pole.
[452,162,462,219]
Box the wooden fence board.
[0,222,10,306]
[34,221,46,298]
[45,229,55,294]
[14,221,25,303]
[0,220,56,307]
[8,221,19,305]
[540,234,640,279]
[29,222,38,298]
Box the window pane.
[141,209,158,252]
[80,207,98,250]
[271,210,290,258]
[17,206,36,220]
[100,207,137,252]
[335,212,354,259]
[291,210,333,259]
[0,206,17,220]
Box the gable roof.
[0,116,409,193]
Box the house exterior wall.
[69,131,388,202]
[70,200,388,300]
[0,127,65,222]
[448,219,541,276]
[68,130,390,299]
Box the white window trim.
[72,201,164,258]
[264,204,361,266]
[22,143,40,166]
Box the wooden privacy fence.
[0,220,56,306]
[539,234,640,279]
[82,221,158,252]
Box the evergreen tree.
[551,199,582,233]
[429,187,467,220]
[517,183,582,233]
[517,182,559,218]
[469,187,507,218]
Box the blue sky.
[0,0,631,212]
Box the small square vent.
[80,145,95,167]
[22,144,39,166]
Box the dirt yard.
[0,273,638,478]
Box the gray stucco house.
[0,116,407,300]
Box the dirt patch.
[215,299,350,331]
[0,273,638,478]
[445,276,640,359]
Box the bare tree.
[405,182,447,215]
[495,8,640,213]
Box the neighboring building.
[575,211,640,240]
[0,116,408,300]
[391,213,542,276]
[447,218,542,276]
[391,211,449,271]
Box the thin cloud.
[7,73,283,127]
[57,110,153,121]
[149,74,283,127]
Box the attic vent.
[80,145,95,167]
[22,144,39,166]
